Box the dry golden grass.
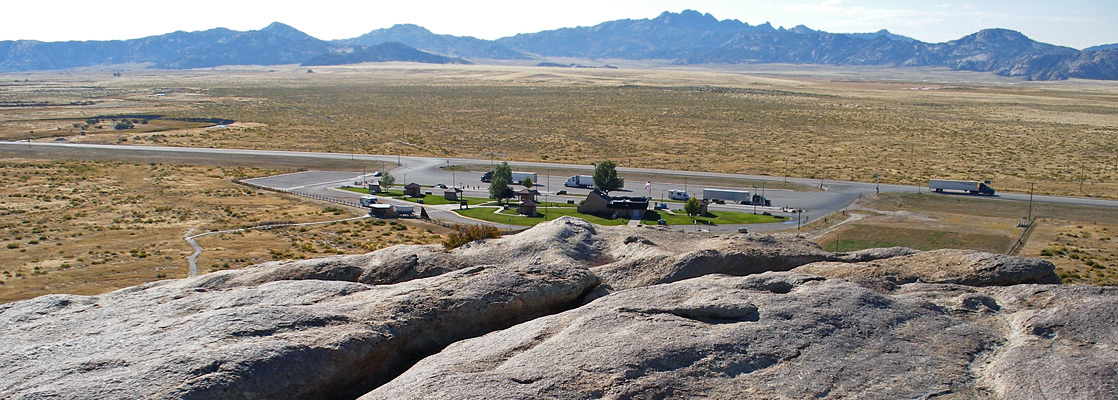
[814,193,1118,285]
[0,159,447,303]
[2,65,1115,198]
[1022,222,1118,285]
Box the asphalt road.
[5,141,1117,232]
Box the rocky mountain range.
[302,42,471,67]
[0,10,1116,80]
[2,217,1114,399]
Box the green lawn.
[454,204,788,227]
[455,206,631,226]
[341,187,490,206]
[641,209,788,226]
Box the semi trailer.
[928,179,995,195]
[480,171,538,185]
[702,188,752,203]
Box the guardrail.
[232,178,363,209]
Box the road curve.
[5,142,1116,234]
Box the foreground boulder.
[363,273,1117,399]
[0,217,1101,399]
[0,263,597,400]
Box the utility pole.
[784,157,789,183]
[1028,182,1035,220]
[1079,163,1086,193]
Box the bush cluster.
[443,224,500,250]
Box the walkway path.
[183,215,371,277]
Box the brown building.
[577,189,649,220]
[517,188,541,203]
[404,183,422,197]
[517,198,539,217]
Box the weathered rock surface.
[0,217,1110,400]
[364,273,1117,399]
[793,248,1060,287]
[0,263,597,399]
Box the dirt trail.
[183,215,371,277]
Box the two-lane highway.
[5,141,1116,232]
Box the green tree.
[593,161,624,193]
[684,197,702,221]
[488,162,513,204]
[493,162,513,185]
[522,176,534,189]
[380,171,396,188]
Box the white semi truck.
[564,175,594,188]
[928,179,995,195]
[702,188,752,203]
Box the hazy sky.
[6,0,1116,49]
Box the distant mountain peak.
[388,24,433,34]
[654,10,719,26]
[260,22,315,41]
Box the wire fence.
[232,178,362,209]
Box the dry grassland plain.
[0,159,447,303]
[2,64,1116,198]
[814,193,1118,285]
[2,63,1117,296]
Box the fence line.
[232,179,362,209]
[1007,218,1039,256]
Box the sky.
[5,0,1116,50]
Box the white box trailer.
[511,172,537,185]
[564,175,594,188]
[702,188,751,202]
[929,179,995,195]
[480,171,538,185]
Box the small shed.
[444,188,464,201]
[367,181,382,194]
[517,188,541,203]
[517,199,539,217]
[404,183,422,197]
